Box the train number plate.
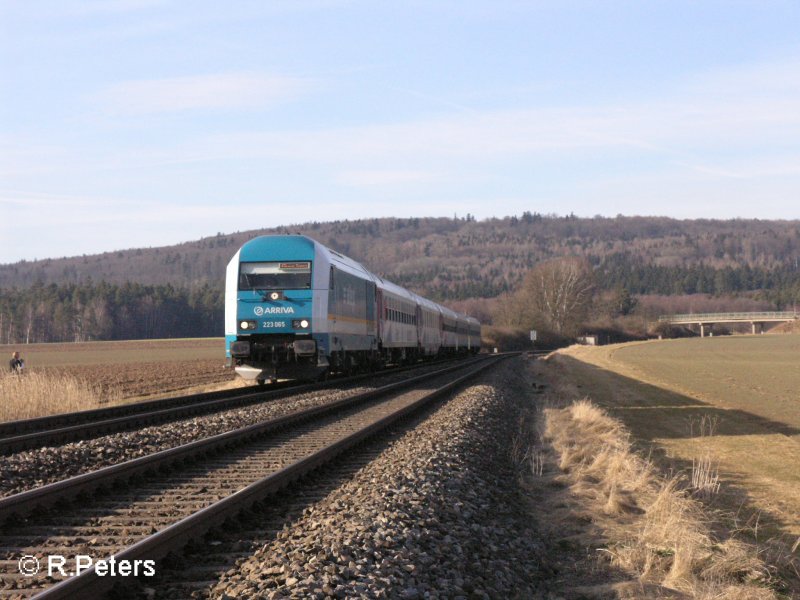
[261,321,287,328]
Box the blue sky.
[2,1,799,263]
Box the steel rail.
[0,355,490,523]
[0,357,468,454]
[31,356,502,600]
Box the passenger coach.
[225,235,481,384]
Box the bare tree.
[491,291,537,329]
[519,258,595,336]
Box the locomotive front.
[225,236,328,384]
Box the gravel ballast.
[201,358,547,599]
[0,363,472,498]
[0,384,375,498]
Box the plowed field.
[1,339,235,400]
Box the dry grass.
[0,371,120,422]
[516,374,780,599]
[688,415,722,501]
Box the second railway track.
[0,358,467,455]
[0,355,504,599]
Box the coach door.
[376,288,383,340]
[366,282,377,337]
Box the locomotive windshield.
[239,261,312,290]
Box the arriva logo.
[254,306,295,316]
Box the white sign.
[530,330,537,341]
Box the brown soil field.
[1,339,236,401]
[553,336,800,546]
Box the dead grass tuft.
[691,453,721,500]
[0,371,119,422]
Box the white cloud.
[3,0,167,19]
[0,190,233,224]
[93,72,314,115]
[166,92,798,169]
[18,56,800,181]
[67,0,167,15]
[0,190,245,261]
[0,191,112,209]
[335,169,442,186]
[118,56,794,170]
[678,155,800,180]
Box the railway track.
[0,355,503,599]
[0,357,466,455]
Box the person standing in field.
[9,351,24,374]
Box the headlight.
[239,320,257,330]
[292,319,311,329]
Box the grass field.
[614,336,800,430]
[0,339,236,421]
[553,336,800,547]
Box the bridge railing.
[658,311,799,323]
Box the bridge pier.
[700,323,713,337]
[751,322,764,335]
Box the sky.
[1,1,800,263]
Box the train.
[224,235,481,383]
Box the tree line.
[2,257,800,345]
[596,258,800,308]
[4,216,800,296]
[0,281,223,344]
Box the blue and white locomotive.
[225,235,481,383]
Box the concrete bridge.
[658,311,799,337]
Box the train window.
[240,262,311,290]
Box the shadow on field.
[557,355,800,440]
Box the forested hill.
[3,214,800,302]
